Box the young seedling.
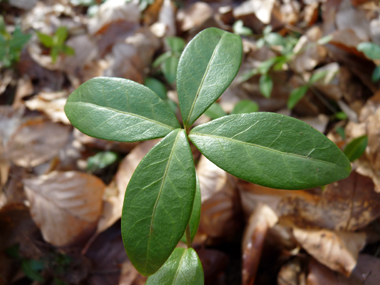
[0,16,31,68]
[64,27,351,284]
[37,27,75,64]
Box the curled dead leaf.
[24,171,105,247]
[242,204,278,285]
[293,228,366,276]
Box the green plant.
[36,27,75,64]
[0,16,31,68]
[357,42,380,82]
[64,27,351,283]
[152,37,185,84]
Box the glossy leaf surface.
[146,248,204,285]
[181,174,201,243]
[122,129,196,276]
[344,135,368,162]
[64,77,180,142]
[189,113,351,190]
[177,28,242,127]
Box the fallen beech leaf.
[293,228,366,276]
[7,118,71,168]
[242,204,278,285]
[335,0,370,41]
[88,0,140,35]
[13,75,33,109]
[24,171,105,246]
[24,91,69,124]
[177,2,213,32]
[292,26,327,73]
[234,0,275,24]
[96,140,159,234]
[197,155,230,202]
[279,171,380,231]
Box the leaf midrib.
[185,33,226,126]
[190,132,344,169]
[66,101,177,130]
[145,130,181,273]
[172,249,188,284]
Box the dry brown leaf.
[293,228,366,276]
[198,173,242,240]
[88,0,140,35]
[7,118,71,168]
[177,2,213,32]
[242,204,278,285]
[196,248,228,285]
[346,92,380,191]
[291,26,327,73]
[24,91,69,124]
[13,75,33,109]
[24,171,105,246]
[157,0,176,37]
[335,0,370,41]
[95,139,159,234]
[279,171,380,231]
[277,258,307,285]
[234,0,275,25]
[197,155,230,202]
[370,16,380,45]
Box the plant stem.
[185,224,192,248]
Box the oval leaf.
[259,74,273,98]
[121,129,196,276]
[287,85,308,110]
[357,42,380,60]
[146,248,204,285]
[344,135,368,162]
[189,113,351,190]
[204,103,227,120]
[144,77,167,100]
[181,174,201,244]
[162,56,179,84]
[64,77,180,142]
[177,27,243,127]
[231,100,259,114]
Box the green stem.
[185,224,192,248]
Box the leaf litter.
[2,0,380,284]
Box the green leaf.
[317,35,332,45]
[122,129,196,276]
[62,45,75,56]
[146,248,204,285]
[257,57,278,74]
[22,260,44,282]
[181,174,201,243]
[287,85,308,109]
[336,126,346,140]
[344,135,367,162]
[231,100,259,114]
[177,27,242,127]
[189,113,351,190]
[204,103,227,120]
[54,27,68,46]
[239,68,258,82]
[308,71,328,85]
[37,31,54,48]
[259,74,273,98]
[64,77,180,142]
[335,111,348,120]
[263,26,272,35]
[265,33,285,46]
[166,37,185,53]
[153,51,172,68]
[162,56,179,84]
[357,42,380,60]
[372,65,380,82]
[87,151,118,172]
[9,28,31,50]
[50,46,59,63]
[144,77,167,99]
[233,20,253,36]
